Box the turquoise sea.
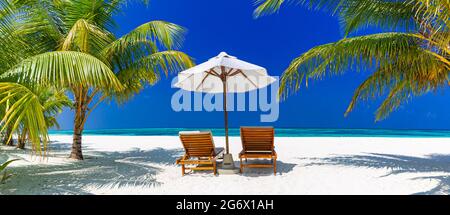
[49,128,450,138]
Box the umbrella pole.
[223,79,229,154]
[220,78,237,172]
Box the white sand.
[1,135,450,195]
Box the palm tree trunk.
[69,87,87,160]
[17,139,25,149]
[17,129,27,149]
[70,119,84,160]
[2,125,14,146]
[3,93,13,146]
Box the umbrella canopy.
[174,52,276,156]
[175,52,276,93]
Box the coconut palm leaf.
[255,0,418,33]
[253,0,286,17]
[60,19,114,54]
[254,0,352,17]
[2,51,123,91]
[0,159,19,184]
[280,32,450,95]
[0,1,33,70]
[113,50,194,103]
[411,0,450,56]
[103,20,186,61]
[345,56,448,120]
[127,50,194,78]
[0,159,19,173]
[268,0,450,121]
[279,33,428,97]
[339,0,417,35]
[14,0,66,43]
[413,0,450,28]
[63,0,119,30]
[38,87,72,128]
[0,0,17,33]
[263,0,450,120]
[0,83,48,154]
[40,88,72,114]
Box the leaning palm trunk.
[2,93,13,146]
[17,128,28,149]
[2,124,13,146]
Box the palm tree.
[16,88,71,150]
[0,0,193,159]
[0,83,49,154]
[254,0,450,121]
[0,0,52,150]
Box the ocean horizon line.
[48,127,450,138]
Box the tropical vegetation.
[0,159,18,184]
[0,0,193,159]
[255,0,450,121]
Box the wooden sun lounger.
[239,127,277,175]
[176,131,224,176]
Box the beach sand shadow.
[0,147,183,195]
[301,153,450,195]
[238,159,296,177]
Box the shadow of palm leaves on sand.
[236,160,296,177]
[301,153,450,195]
[0,147,184,195]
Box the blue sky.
[56,0,450,130]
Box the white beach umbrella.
[174,52,276,169]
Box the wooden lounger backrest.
[240,127,275,152]
[179,131,215,157]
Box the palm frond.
[60,19,114,54]
[0,83,48,154]
[340,0,417,36]
[0,159,19,172]
[114,50,194,103]
[253,0,286,17]
[102,20,188,76]
[345,54,447,120]
[15,0,66,44]
[2,51,123,91]
[36,87,72,129]
[257,0,450,122]
[63,0,118,30]
[104,20,186,58]
[254,0,347,17]
[279,32,425,99]
[411,0,450,56]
